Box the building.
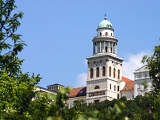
[35,84,64,95]
[47,83,64,93]
[37,16,135,107]
[67,87,86,108]
[86,16,126,103]
[134,65,153,97]
[66,16,134,106]
[120,77,134,99]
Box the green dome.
[98,19,113,29]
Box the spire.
[104,13,107,20]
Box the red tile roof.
[122,76,133,82]
[122,76,134,91]
[68,87,86,97]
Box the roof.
[134,65,149,73]
[68,87,86,97]
[98,17,113,29]
[47,83,64,87]
[122,76,133,82]
[121,76,134,91]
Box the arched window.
[114,85,116,91]
[118,70,120,79]
[110,84,111,89]
[95,86,100,89]
[117,94,119,99]
[90,68,93,78]
[105,47,108,52]
[105,32,108,36]
[111,33,112,36]
[100,32,102,36]
[111,47,112,53]
[113,68,116,78]
[109,67,111,77]
[113,43,115,54]
[102,66,105,76]
[117,86,120,91]
[96,67,99,77]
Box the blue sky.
[16,0,160,88]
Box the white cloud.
[122,51,151,80]
[75,72,87,87]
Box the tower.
[86,16,123,103]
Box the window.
[96,67,99,77]
[100,32,102,36]
[113,68,116,78]
[94,100,99,103]
[111,47,112,53]
[95,86,100,89]
[109,67,111,77]
[105,47,108,52]
[145,73,147,78]
[102,66,106,76]
[90,68,93,78]
[111,33,112,36]
[113,43,115,54]
[118,69,120,79]
[117,94,119,99]
[105,32,108,36]
[117,86,120,91]
[110,84,111,90]
[114,85,116,91]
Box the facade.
[134,65,153,97]
[67,87,86,108]
[35,84,64,94]
[120,77,134,99]
[47,84,64,92]
[86,16,124,104]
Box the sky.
[15,0,160,88]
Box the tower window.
[117,86,120,91]
[100,32,102,36]
[102,66,106,76]
[95,86,100,89]
[111,47,112,53]
[118,70,120,79]
[96,67,99,77]
[110,84,111,89]
[111,33,113,36]
[117,94,119,99]
[105,32,108,36]
[109,67,111,77]
[114,85,116,91]
[113,68,116,78]
[113,43,115,54]
[105,47,108,52]
[90,68,93,78]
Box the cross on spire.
[104,13,107,20]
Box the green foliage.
[153,92,160,120]
[142,42,160,94]
[0,0,41,119]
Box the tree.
[142,42,160,94]
[0,0,41,119]
[142,42,160,120]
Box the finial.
[104,13,107,20]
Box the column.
[115,43,117,54]
[104,41,105,53]
[93,43,95,54]
[100,42,101,53]
[112,42,113,53]
[108,42,110,53]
